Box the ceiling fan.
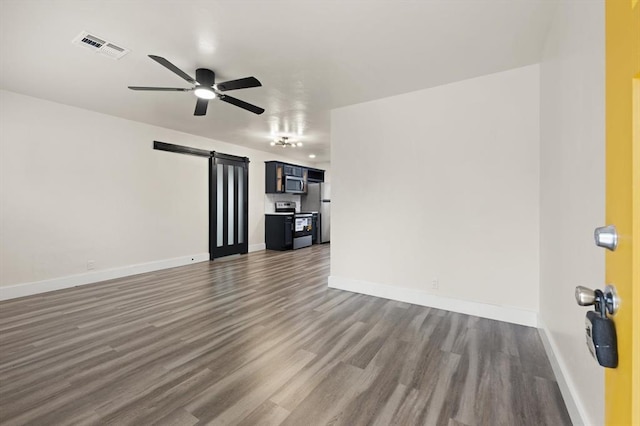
[128,55,264,116]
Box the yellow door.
[605,0,639,424]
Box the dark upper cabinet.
[265,162,285,193]
[265,161,324,194]
[307,168,325,183]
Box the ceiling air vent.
[72,31,130,60]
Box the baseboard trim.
[328,276,538,327]
[249,243,266,253]
[538,319,588,426]
[0,253,210,301]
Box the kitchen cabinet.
[265,214,293,250]
[310,212,319,244]
[307,168,325,183]
[265,213,314,250]
[265,161,324,194]
[265,162,285,193]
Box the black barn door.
[210,153,249,259]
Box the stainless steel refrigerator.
[301,182,330,243]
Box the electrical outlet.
[87,260,95,270]
[431,279,439,289]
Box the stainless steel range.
[274,201,313,249]
[274,201,296,213]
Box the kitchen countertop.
[265,212,317,216]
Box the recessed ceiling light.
[309,154,316,159]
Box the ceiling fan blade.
[217,77,262,91]
[128,86,191,91]
[220,95,264,115]
[148,55,196,84]
[194,98,209,116]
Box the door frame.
[604,1,639,424]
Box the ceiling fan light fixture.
[194,87,216,100]
[128,55,263,115]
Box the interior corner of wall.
[537,318,589,426]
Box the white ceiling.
[0,0,557,164]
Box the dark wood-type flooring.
[0,245,571,425]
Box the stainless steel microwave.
[285,176,305,193]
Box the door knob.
[594,225,618,251]
[575,285,619,315]
[575,286,596,306]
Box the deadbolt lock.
[575,285,619,315]
[594,225,618,251]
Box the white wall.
[264,193,301,213]
[539,0,605,424]
[330,65,540,322]
[0,90,303,292]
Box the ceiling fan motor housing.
[196,68,215,87]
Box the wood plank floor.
[0,245,571,425]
